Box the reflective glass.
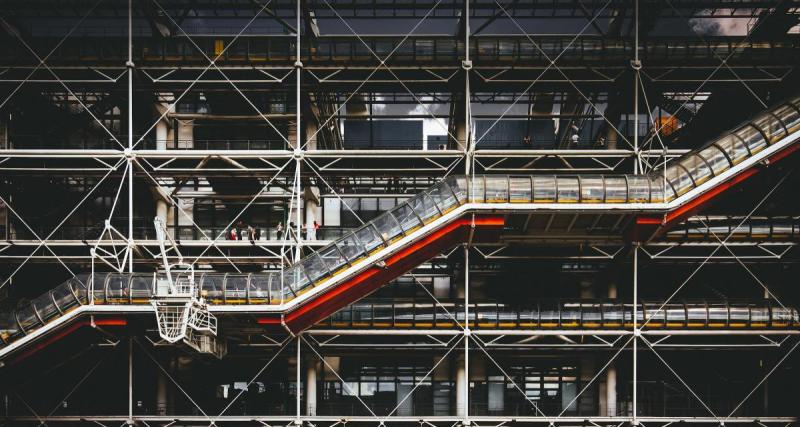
[355,224,385,254]
[773,104,800,133]
[485,176,509,202]
[715,134,750,165]
[302,253,330,284]
[200,274,225,301]
[32,292,59,322]
[407,192,440,223]
[509,177,532,202]
[469,176,486,203]
[447,176,469,203]
[751,114,786,144]
[249,274,272,302]
[336,232,366,263]
[318,244,348,273]
[604,176,627,203]
[428,181,458,212]
[225,274,249,302]
[390,204,423,233]
[734,124,768,154]
[17,305,40,332]
[130,274,154,301]
[372,212,403,243]
[106,274,130,302]
[665,164,694,196]
[680,154,713,186]
[698,145,731,175]
[627,175,650,202]
[533,176,556,202]
[579,176,604,202]
[556,176,579,203]
[52,281,79,313]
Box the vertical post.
[294,0,303,263]
[632,245,638,425]
[127,0,134,272]
[463,244,469,425]
[632,0,641,175]
[463,0,472,175]
[296,336,302,425]
[128,337,133,425]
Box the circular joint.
[294,60,304,69]
[633,328,642,337]
[123,148,135,159]
[463,328,471,336]
[461,59,473,71]
[125,60,135,68]
[630,59,642,70]
[293,149,304,160]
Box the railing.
[319,300,800,330]
[1,36,796,66]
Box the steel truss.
[0,0,798,425]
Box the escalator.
[1,96,800,361]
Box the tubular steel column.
[632,244,639,425]
[632,0,641,175]
[294,0,303,263]
[464,0,472,175]
[463,244,470,425]
[128,337,133,425]
[126,0,134,272]
[296,336,301,425]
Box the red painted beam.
[9,317,127,366]
[258,215,504,333]
[628,143,798,242]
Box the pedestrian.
[229,227,238,240]
[313,220,320,240]
[276,221,283,239]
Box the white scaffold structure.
[151,217,226,358]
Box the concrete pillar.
[305,357,318,416]
[606,365,617,416]
[608,282,618,299]
[156,369,168,415]
[605,126,618,150]
[176,119,194,149]
[455,355,467,417]
[304,187,321,240]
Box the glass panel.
[680,154,712,186]
[429,181,458,212]
[200,274,225,301]
[92,273,108,303]
[52,280,80,313]
[698,144,731,175]
[336,232,367,263]
[751,114,786,144]
[319,244,348,273]
[408,192,440,223]
[225,274,249,302]
[579,176,604,202]
[302,253,329,284]
[390,203,423,233]
[355,224,385,254]
[556,176,579,203]
[32,292,59,322]
[447,176,469,203]
[665,164,694,196]
[0,312,21,343]
[106,274,130,302]
[71,275,90,304]
[485,176,509,202]
[509,177,532,202]
[17,305,40,332]
[773,104,800,133]
[715,134,750,165]
[372,212,403,243]
[469,176,485,203]
[604,176,627,203]
[286,263,311,293]
[249,273,272,302]
[130,274,154,301]
[687,305,707,325]
[734,124,768,154]
[627,175,650,203]
[533,176,556,202]
[649,174,667,203]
